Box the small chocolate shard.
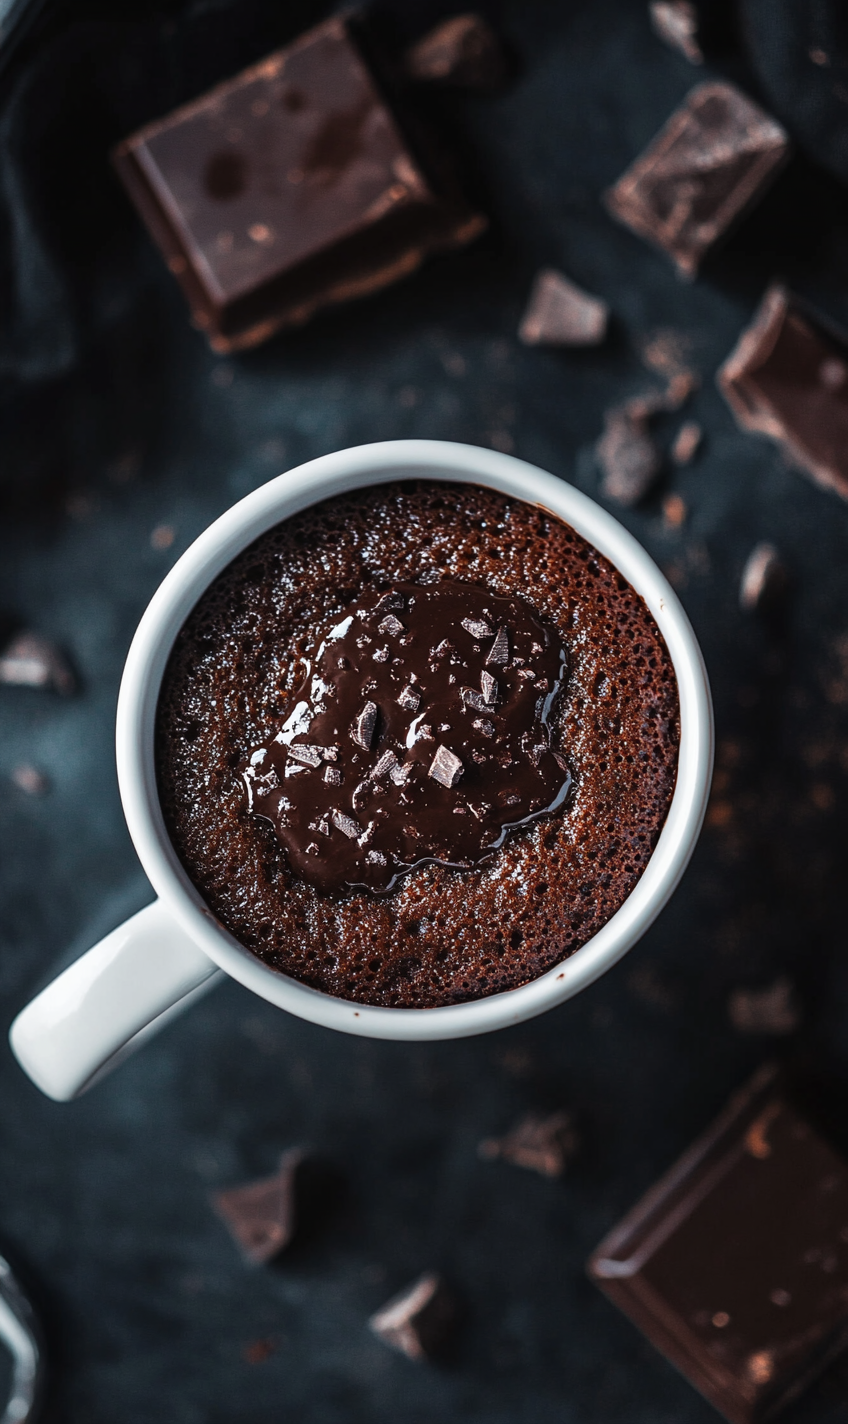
[649,0,703,64]
[369,1272,455,1360]
[332,809,363,839]
[718,285,848,501]
[662,493,687,529]
[353,700,378,750]
[0,631,75,695]
[397,684,421,712]
[11,763,49,796]
[389,761,412,786]
[478,1110,578,1177]
[672,420,702,464]
[605,82,789,278]
[518,268,608,347]
[728,976,800,1035]
[372,647,389,663]
[403,14,506,90]
[321,747,339,763]
[287,744,323,768]
[597,404,661,505]
[473,717,495,737]
[323,765,342,786]
[212,1148,304,1264]
[378,614,405,636]
[739,542,787,613]
[486,626,509,665]
[373,750,399,779]
[365,849,387,866]
[462,687,493,713]
[428,745,463,788]
[461,616,494,639]
[374,591,405,615]
[352,781,371,811]
[480,670,498,705]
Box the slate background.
[4,1,848,1421]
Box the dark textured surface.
[4,2,848,1422]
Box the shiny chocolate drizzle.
[242,580,570,892]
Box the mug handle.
[8,900,223,1101]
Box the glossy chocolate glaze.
[243,580,570,892]
[156,482,679,1008]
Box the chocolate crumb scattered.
[729,977,800,1035]
[369,1272,456,1360]
[479,1110,578,1177]
[672,420,703,464]
[212,1148,304,1264]
[428,744,463,788]
[0,631,75,695]
[739,543,787,613]
[649,0,703,64]
[353,701,378,750]
[518,268,608,347]
[403,14,506,90]
[486,626,509,665]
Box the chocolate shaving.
[428,745,463,788]
[369,1272,456,1360]
[486,626,509,665]
[0,631,75,695]
[212,1148,304,1264]
[378,614,405,636]
[479,1111,578,1178]
[287,744,323,768]
[518,268,608,347]
[353,700,378,750]
[332,809,362,839]
[461,616,494,639]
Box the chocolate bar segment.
[718,284,848,501]
[113,17,485,352]
[605,82,789,278]
[588,1066,848,1424]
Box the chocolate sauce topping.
[242,581,570,892]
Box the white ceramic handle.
[8,900,223,1101]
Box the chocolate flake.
[287,744,323,768]
[462,687,492,712]
[369,1272,456,1360]
[212,1148,304,1264]
[378,614,405,636]
[374,591,405,615]
[332,809,362,839]
[373,750,399,779]
[605,82,790,279]
[479,1110,578,1177]
[649,0,703,64]
[398,684,421,712]
[323,765,342,785]
[403,13,506,90]
[480,670,498,704]
[728,976,800,1035]
[353,700,378,750]
[486,626,509,665]
[473,718,495,737]
[365,849,387,866]
[597,403,661,505]
[372,647,389,663]
[389,761,412,786]
[461,616,494,639]
[0,631,75,695]
[428,745,463,788]
[518,268,608,347]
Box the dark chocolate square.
[112,17,484,351]
[605,82,789,278]
[588,1066,848,1424]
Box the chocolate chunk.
[478,1110,578,1177]
[480,670,498,705]
[605,83,789,278]
[518,268,608,347]
[112,18,486,353]
[212,1148,304,1264]
[486,625,509,665]
[287,744,323,768]
[588,1065,848,1424]
[718,285,848,501]
[739,543,787,614]
[353,700,378,750]
[461,616,494,639]
[0,631,75,695]
[369,1272,455,1360]
[672,419,703,464]
[332,809,362,839]
[649,0,704,64]
[373,750,399,779]
[428,745,463,788]
[389,761,411,786]
[374,591,405,615]
[729,977,800,1035]
[597,403,661,505]
[403,14,506,90]
[461,687,492,713]
[473,718,495,737]
[378,614,405,636]
[397,684,421,712]
[323,765,342,785]
[372,647,389,663]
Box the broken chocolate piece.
[397,684,420,712]
[597,402,661,505]
[518,268,608,347]
[672,419,703,464]
[588,1065,848,1424]
[332,809,363,839]
[287,744,323,768]
[403,14,506,90]
[373,591,405,615]
[0,631,75,695]
[353,701,378,750]
[378,614,405,636]
[369,1272,455,1360]
[373,749,399,779]
[486,625,509,666]
[428,744,463,788]
[649,0,704,64]
[212,1148,304,1264]
[718,285,848,502]
[323,765,342,785]
[480,670,497,704]
[739,543,787,614]
[729,977,800,1035]
[112,17,486,353]
[478,1110,578,1177]
[461,616,494,639]
[605,82,789,278]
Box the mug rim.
[116,439,713,1041]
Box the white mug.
[9,440,713,1101]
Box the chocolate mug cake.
[156,481,679,1008]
